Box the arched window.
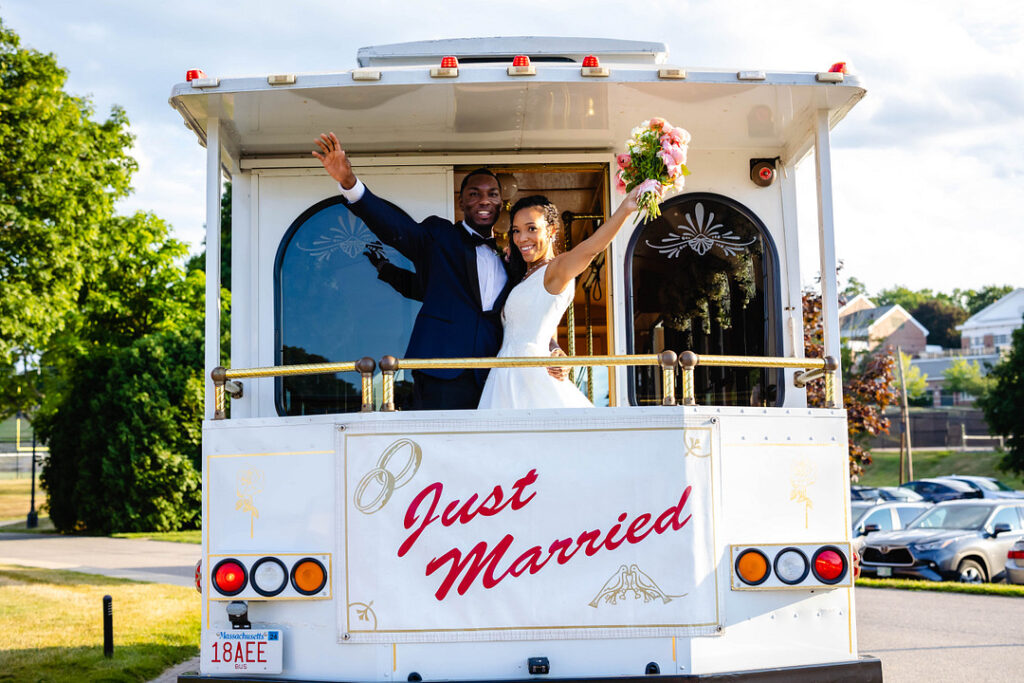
[275,197,421,415]
[626,192,783,407]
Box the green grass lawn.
[857,577,1024,597]
[0,565,199,682]
[858,449,1024,488]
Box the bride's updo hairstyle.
[507,195,561,283]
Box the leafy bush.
[36,327,203,533]
[978,318,1024,476]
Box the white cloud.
[3,0,1021,293]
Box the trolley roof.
[169,38,864,165]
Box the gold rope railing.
[376,352,679,412]
[211,358,376,419]
[210,352,838,418]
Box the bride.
[478,188,640,410]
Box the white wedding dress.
[478,264,593,410]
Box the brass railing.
[210,352,837,418]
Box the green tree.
[33,212,211,532]
[978,319,1024,475]
[953,285,1015,316]
[943,357,993,399]
[804,291,899,478]
[36,326,204,532]
[874,285,939,311]
[0,20,222,532]
[186,181,232,291]
[911,299,967,349]
[841,276,869,301]
[0,20,136,370]
[896,350,929,402]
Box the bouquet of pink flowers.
[616,117,690,223]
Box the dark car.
[860,500,1024,582]
[937,475,1024,500]
[899,478,983,503]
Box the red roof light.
[828,62,847,74]
[440,56,458,69]
[186,69,207,82]
[512,55,531,67]
[582,55,599,68]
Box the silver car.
[1007,539,1024,585]
[861,500,1024,583]
[851,501,932,551]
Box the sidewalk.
[0,532,199,587]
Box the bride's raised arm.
[543,186,641,295]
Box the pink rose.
[661,126,690,146]
[616,153,632,170]
[615,169,628,194]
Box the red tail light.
[213,559,247,596]
[812,547,847,584]
[440,56,458,69]
[1009,550,1024,560]
[512,55,531,67]
[582,55,599,68]
[194,560,202,594]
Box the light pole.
[27,431,38,529]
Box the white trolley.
[171,37,881,682]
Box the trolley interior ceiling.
[170,69,865,163]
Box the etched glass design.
[277,198,420,414]
[627,193,781,407]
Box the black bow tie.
[465,230,497,250]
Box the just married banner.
[336,412,721,643]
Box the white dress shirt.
[339,180,507,311]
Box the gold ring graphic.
[354,439,422,514]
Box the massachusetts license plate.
[204,629,282,674]
[877,567,892,577]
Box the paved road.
[0,532,198,587]
[858,586,1024,682]
[3,534,1022,681]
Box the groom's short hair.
[460,168,501,193]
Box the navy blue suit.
[342,187,515,395]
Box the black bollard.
[103,595,113,657]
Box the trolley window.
[275,197,421,415]
[625,192,782,407]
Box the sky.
[2,0,1022,295]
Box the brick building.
[838,294,929,356]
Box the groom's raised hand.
[313,132,358,189]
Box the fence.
[869,408,1003,450]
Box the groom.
[314,132,538,410]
